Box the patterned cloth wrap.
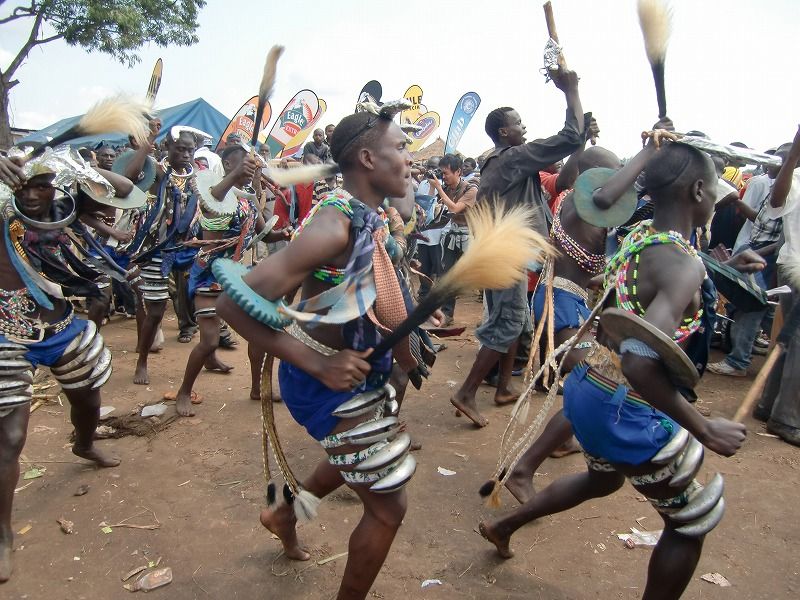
[279,192,398,437]
[188,196,259,299]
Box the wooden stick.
[543,2,567,69]
[733,345,783,423]
[543,1,560,42]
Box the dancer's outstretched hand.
[700,417,747,457]
[0,156,25,189]
[317,348,373,391]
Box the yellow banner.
[408,111,440,153]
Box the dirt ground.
[4,296,799,599]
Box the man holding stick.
[450,66,586,427]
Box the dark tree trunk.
[0,77,14,150]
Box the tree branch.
[4,6,45,80]
[0,2,35,24]
[32,32,63,45]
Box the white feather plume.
[260,45,284,102]
[264,163,338,186]
[78,95,150,146]
[637,0,672,65]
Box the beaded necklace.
[551,208,606,275]
[606,220,703,343]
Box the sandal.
[162,390,203,404]
[177,331,194,343]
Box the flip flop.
[162,390,203,404]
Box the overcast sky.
[2,0,799,158]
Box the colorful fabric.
[563,363,677,466]
[283,190,399,382]
[540,170,569,213]
[190,196,259,297]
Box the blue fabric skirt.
[563,363,677,466]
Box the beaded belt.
[552,276,589,303]
[286,322,337,357]
[0,306,74,344]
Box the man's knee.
[369,492,407,530]
[588,470,626,497]
[0,418,27,462]
[145,301,166,319]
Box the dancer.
[172,145,285,416]
[218,106,421,600]
[451,67,586,427]
[121,121,205,385]
[0,150,128,582]
[505,142,641,503]
[479,137,747,600]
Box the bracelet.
[211,258,291,331]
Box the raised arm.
[771,124,800,209]
[122,118,161,182]
[592,119,673,210]
[555,117,600,193]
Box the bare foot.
[204,355,233,374]
[494,390,518,406]
[505,469,535,504]
[72,444,121,468]
[0,537,12,583]
[550,436,581,459]
[175,390,196,417]
[260,506,310,561]
[133,362,149,385]
[478,521,514,559]
[450,395,488,427]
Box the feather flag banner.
[215,96,272,152]
[444,92,481,155]
[264,90,320,158]
[279,99,328,158]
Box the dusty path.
[4,299,799,599]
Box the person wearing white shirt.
[755,134,800,445]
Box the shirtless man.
[219,107,424,600]
[479,137,748,600]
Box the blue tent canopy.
[18,98,229,149]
